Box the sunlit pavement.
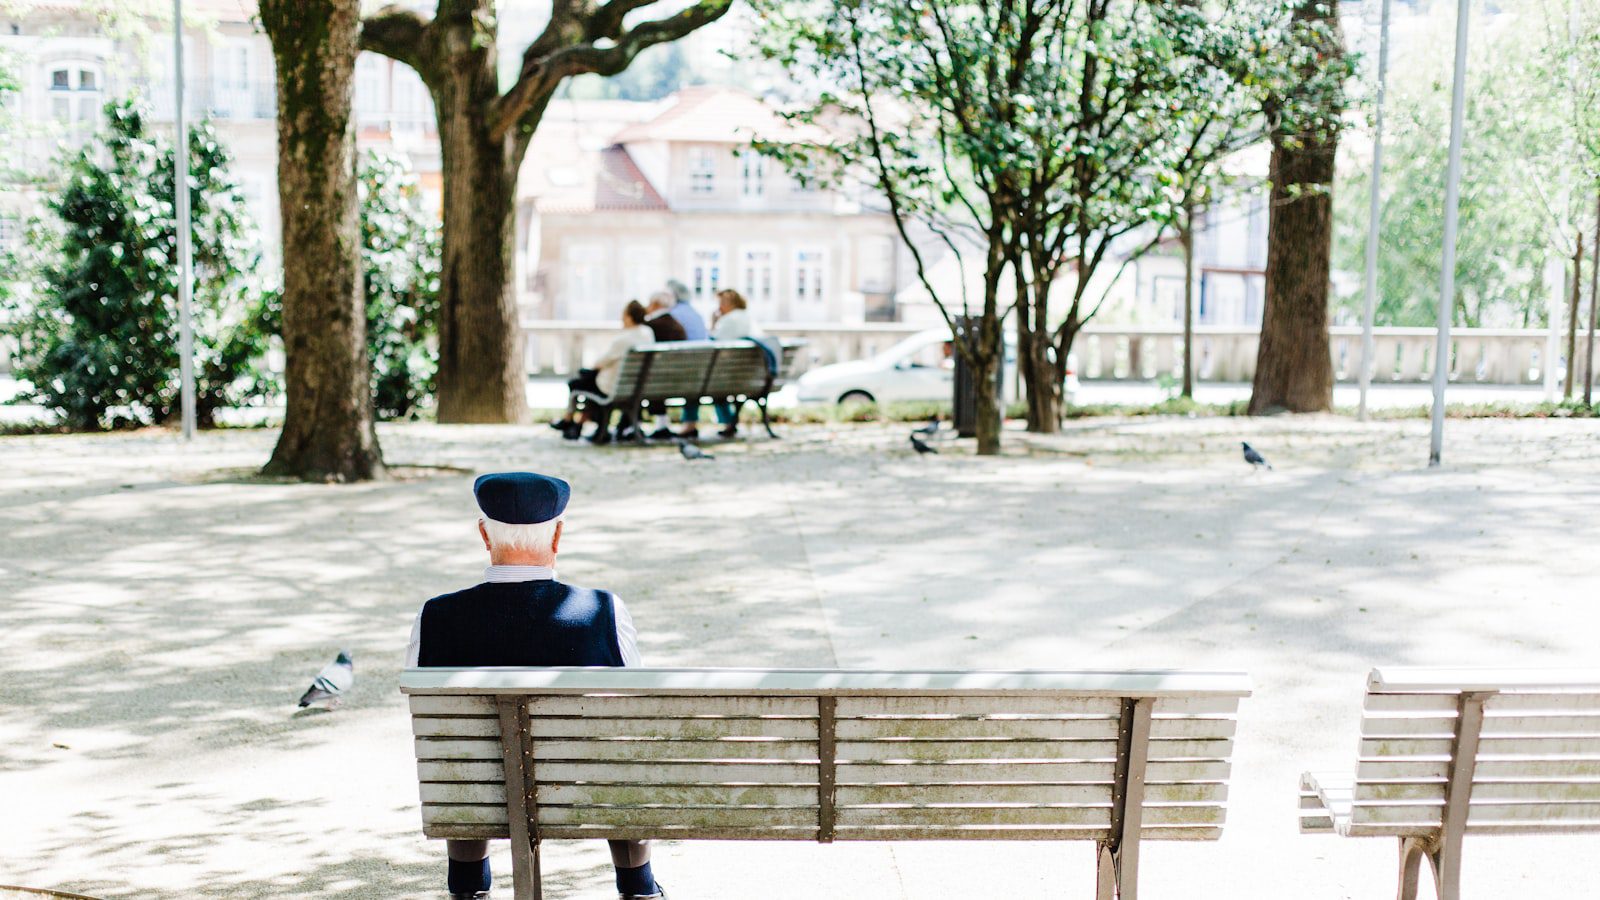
[1,417,1597,898]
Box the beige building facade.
[516,88,908,327]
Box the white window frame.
[739,149,767,199]
[46,59,103,127]
[793,247,827,307]
[688,245,725,306]
[688,147,716,195]
[738,244,776,307]
[621,243,667,303]
[564,242,609,320]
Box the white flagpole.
[173,0,196,440]
[1358,0,1391,422]
[1430,0,1471,467]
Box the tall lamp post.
[172,0,196,440]
[1357,0,1392,422]
[1430,0,1471,467]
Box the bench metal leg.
[1095,842,1116,900]
[758,397,778,439]
[1396,837,1430,900]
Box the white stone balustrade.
[523,321,1584,388]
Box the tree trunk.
[972,349,1003,455]
[260,0,383,482]
[1016,257,1061,433]
[430,17,530,424]
[1250,123,1337,415]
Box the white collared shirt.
[404,566,641,667]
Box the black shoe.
[676,427,699,440]
[548,419,568,432]
[588,428,612,446]
[560,421,581,440]
[718,425,738,439]
[450,893,489,899]
[620,887,666,900]
[616,425,641,442]
[648,427,675,441]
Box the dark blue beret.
[473,472,570,525]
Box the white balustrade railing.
[524,321,1578,388]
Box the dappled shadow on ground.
[1,418,1598,897]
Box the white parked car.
[794,328,1079,406]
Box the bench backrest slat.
[1348,668,1600,837]
[405,667,1248,843]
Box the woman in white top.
[708,289,761,438]
[551,300,653,443]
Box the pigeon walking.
[298,650,354,708]
[912,415,941,436]
[910,433,939,455]
[676,439,715,461]
[1241,442,1272,470]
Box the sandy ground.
[1,415,1598,899]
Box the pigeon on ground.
[298,650,354,708]
[676,439,715,461]
[912,415,941,436]
[910,433,939,455]
[1241,442,1272,470]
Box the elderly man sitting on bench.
[405,472,664,900]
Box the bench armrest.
[1299,771,1351,835]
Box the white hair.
[480,515,562,552]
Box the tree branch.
[360,5,430,75]
[490,0,733,142]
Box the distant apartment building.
[515,88,909,326]
[0,0,440,266]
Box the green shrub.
[4,100,271,429]
[359,152,440,420]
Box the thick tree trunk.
[1250,1,1340,415]
[430,18,530,424]
[1249,133,1336,414]
[260,0,383,482]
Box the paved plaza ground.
[2,415,1598,899]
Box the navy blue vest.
[416,580,625,668]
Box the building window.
[740,246,775,306]
[689,148,716,195]
[739,150,766,198]
[565,243,608,319]
[48,62,103,125]
[621,244,666,302]
[794,248,826,305]
[690,247,723,304]
[859,236,895,294]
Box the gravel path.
[1,416,1597,899]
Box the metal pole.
[1181,204,1195,399]
[1567,236,1582,400]
[172,0,196,440]
[1586,188,1599,407]
[1358,0,1392,422]
[1430,0,1470,468]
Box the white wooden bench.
[1299,667,1600,900]
[402,667,1251,900]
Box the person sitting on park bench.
[549,300,652,444]
[404,472,665,900]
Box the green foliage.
[4,100,272,430]
[358,152,440,420]
[1332,4,1600,329]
